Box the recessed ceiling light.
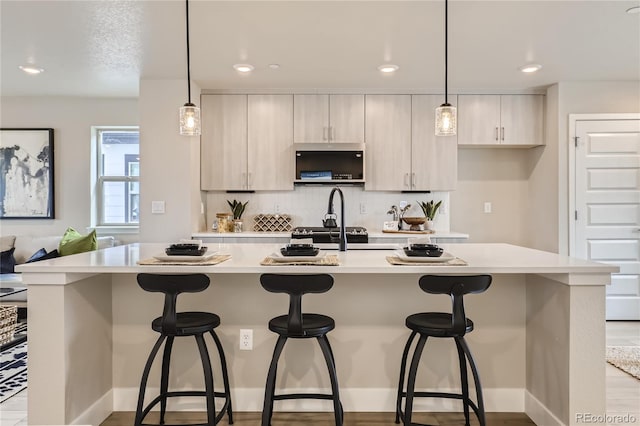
[626,6,640,14]
[378,64,399,73]
[519,63,542,73]
[233,64,254,73]
[18,65,44,75]
[268,64,280,70]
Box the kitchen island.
[18,243,615,426]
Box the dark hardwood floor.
[101,411,535,425]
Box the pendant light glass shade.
[435,103,457,136]
[180,102,201,136]
[179,0,200,136]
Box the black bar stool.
[259,273,343,426]
[395,274,492,426]
[135,273,233,426]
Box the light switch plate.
[151,201,165,214]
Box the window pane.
[100,131,139,177]
[101,180,139,224]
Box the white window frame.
[91,126,140,233]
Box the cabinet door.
[500,95,545,146]
[293,94,329,143]
[201,94,248,190]
[329,94,365,143]
[457,95,501,145]
[248,95,294,190]
[365,95,412,191]
[411,95,458,191]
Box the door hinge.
[574,136,579,147]
[575,210,578,220]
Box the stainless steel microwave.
[294,143,364,185]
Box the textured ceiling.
[1,0,639,97]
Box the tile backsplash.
[204,186,450,233]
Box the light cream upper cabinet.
[365,95,412,191]
[248,94,294,191]
[411,95,458,191]
[201,94,248,191]
[458,94,544,146]
[294,94,364,143]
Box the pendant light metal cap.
[179,103,201,136]
[435,104,457,136]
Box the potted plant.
[227,199,249,232]
[417,200,442,231]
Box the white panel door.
[575,119,640,320]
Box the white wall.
[528,81,640,254]
[0,97,138,241]
[138,79,204,243]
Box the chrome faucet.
[327,187,347,251]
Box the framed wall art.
[0,128,55,219]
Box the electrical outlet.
[484,202,492,214]
[439,203,447,215]
[360,202,367,214]
[239,329,253,350]
[274,204,281,213]
[151,201,165,214]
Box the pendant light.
[435,0,457,136]
[179,0,200,136]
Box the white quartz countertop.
[192,231,469,239]
[17,243,617,281]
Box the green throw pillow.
[58,228,97,256]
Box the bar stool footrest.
[139,390,232,426]
[273,392,335,401]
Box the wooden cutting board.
[382,229,434,234]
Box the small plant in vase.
[227,199,249,232]
[418,200,442,231]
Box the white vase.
[425,220,434,231]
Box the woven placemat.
[137,254,231,266]
[261,255,340,266]
[386,256,468,266]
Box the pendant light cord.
[444,0,449,105]
[185,0,192,104]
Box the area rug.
[606,346,640,380]
[0,340,27,402]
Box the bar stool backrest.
[260,273,334,336]
[418,275,492,336]
[137,273,210,335]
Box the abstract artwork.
[0,128,54,219]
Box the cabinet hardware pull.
[331,126,335,141]
[495,127,499,141]
[248,172,252,189]
[404,173,409,188]
[323,127,328,141]
[242,172,247,190]
[501,127,505,141]
[411,172,416,188]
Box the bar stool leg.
[262,336,287,426]
[455,337,470,426]
[135,335,166,426]
[159,336,174,425]
[318,335,343,426]
[403,334,427,426]
[458,337,486,426]
[395,331,417,424]
[210,331,234,424]
[195,334,216,426]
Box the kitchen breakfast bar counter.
[18,243,615,426]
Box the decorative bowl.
[402,216,426,231]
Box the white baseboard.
[525,391,565,426]
[72,389,113,426]
[113,387,524,413]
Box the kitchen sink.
[315,243,401,250]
